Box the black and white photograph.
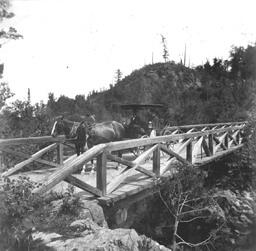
[0,0,256,250]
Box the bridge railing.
[162,121,246,134]
[0,136,66,176]
[29,122,247,197]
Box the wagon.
[120,103,165,138]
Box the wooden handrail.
[105,125,245,151]
[163,121,247,131]
[32,144,106,194]
[0,135,65,147]
[2,143,57,177]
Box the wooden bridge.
[0,121,247,207]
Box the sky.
[0,0,256,103]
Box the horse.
[51,116,145,173]
[86,121,125,148]
[51,116,87,156]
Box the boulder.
[32,227,172,251]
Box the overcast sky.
[0,0,256,103]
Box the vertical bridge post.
[57,143,63,165]
[208,134,213,155]
[97,151,107,196]
[224,133,229,149]
[153,144,160,176]
[186,141,192,163]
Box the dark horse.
[87,121,125,148]
[51,116,86,156]
[86,120,145,171]
[51,116,145,164]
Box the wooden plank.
[202,138,211,157]
[213,135,227,151]
[159,144,192,166]
[195,145,243,166]
[63,142,76,150]
[33,143,106,194]
[2,143,57,177]
[63,154,77,165]
[214,133,228,153]
[0,136,65,147]
[228,134,238,145]
[98,178,169,206]
[1,148,58,167]
[106,153,133,169]
[104,178,160,203]
[192,136,204,163]
[153,145,160,176]
[65,175,102,197]
[57,143,64,165]
[162,121,246,132]
[160,158,179,176]
[107,145,158,194]
[176,138,193,154]
[160,138,194,175]
[201,127,208,132]
[106,153,156,178]
[135,166,156,178]
[186,141,192,162]
[100,185,157,208]
[105,126,245,152]
[133,144,158,165]
[208,134,213,155]
[96,152,107,196]
[224,133,229,148]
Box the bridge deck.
[0,122,245,205]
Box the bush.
[59,184,82,216]
[0,176,45,250]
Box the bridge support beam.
[186,142,192,162]
[208,134,213,155]
[97,151,107,196]
[57,143,63,165]
[153,145,160,176]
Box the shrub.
[0,176,45,250]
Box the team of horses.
[51,116,145,157]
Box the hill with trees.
[42,43,256,127]
[1,43,256,138]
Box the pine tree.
[115,69,122,84]
[161,34,169,62]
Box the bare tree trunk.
[173,217,179,251]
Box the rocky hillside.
[87,61,250,125]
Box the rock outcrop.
[32,218,171,251]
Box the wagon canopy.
[120,103,165,135]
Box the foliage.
[0,0,23,47]
[159,165,226,250]
[59,184,82,216]
[161,34,169,62]
[0,176,45,250]
[115,69,123,84]
[0,177,83,250]
[0,82,14,109]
